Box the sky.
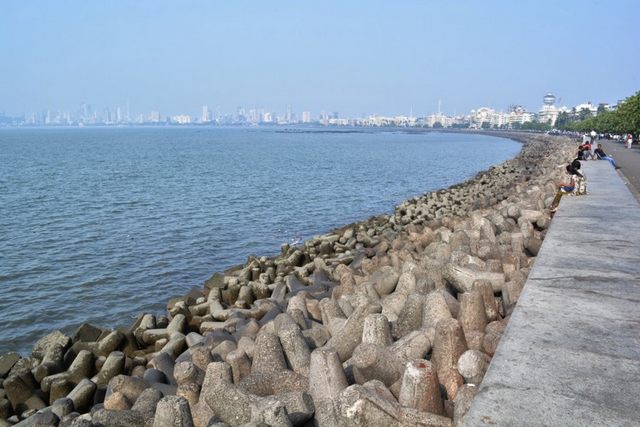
[1,0,639,118]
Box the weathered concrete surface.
[464,161,640,426]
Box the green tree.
[481,121,491,129]
[432,121,443,128]
[616,91,640,134]
[578,108,593,121]
[521,121,551,131]
[559,91,640,135]
[597,103,607,115]
[555,111,570,128]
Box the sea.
[0,127,520,354]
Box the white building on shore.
[538,93,562,125]
[172,115,192,124]
[508,106,534,125]
[573,102,597,115]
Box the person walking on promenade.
[626,133,633,149]
[594,143,620,169]
[590,130,597,157]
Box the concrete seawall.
[464,160,640,426]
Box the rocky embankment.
[0,133,577,427]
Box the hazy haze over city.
[1,0,639,118]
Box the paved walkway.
[596,139,640,200]
[464,160,640,426]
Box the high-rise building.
[286,105,292,123]
[320,111,328,125]
[302,111,311,123]
[202,105,211,123]
[237,107,246,122]
[538,93,563,125]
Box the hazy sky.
[1,0,638,117]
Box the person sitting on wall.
[577,142,594,160]
[550,163,585,212]
[593,143,620,169]
[571,159,587,195]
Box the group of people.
[551,131,626,212]
[577,140,620,169]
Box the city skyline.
[1,1,639,117]
[0,91,622,123]
[1,91,620,130]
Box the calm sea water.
[0,127,520,354]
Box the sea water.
[0,127,520,354]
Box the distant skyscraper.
[237,106,246,122]
[149,111,160,123]
[286,104,292,123]
[302,111,311,123]
[201,105,211,123]
[116,107,122,123]
[538,92,563,126]
[248,109,258,123]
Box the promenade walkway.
[463,160,640,426]
[599,138,640,199]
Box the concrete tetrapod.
[198,362,254,425]
[197,362,312,427]
[174,362,202,412]
[456,350,489,385]
[105,375,151,408]
[274,314,311,376]
[362,314,393,347]
[457,290,488,351]
[91,351,125,388]
[153,395,194,427]
[422,292,452,331]
[336,380,452,426]
[471,280,501,322]
[324,303,382,362]
[431,318,467,400]
[352,343,405,390]
[66,379,96,413]
[131,388,163,427]
[238,330,308,396]
[443,264,505,293]
[392,294,425,340]
[92,408,145,427]
[398,359,444,416]
[308,348,348,427]
[40,350,94,394]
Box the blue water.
[0,127,520,354]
